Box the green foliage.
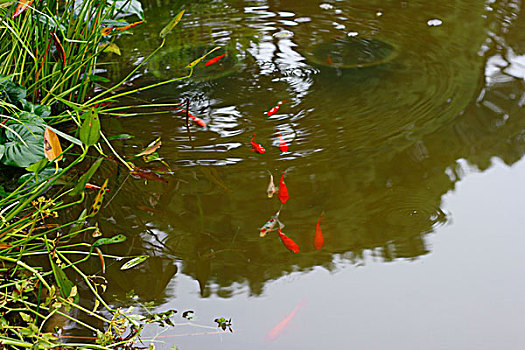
[159,9,185,38]
[0,0,144,107]
[0,76,53,172]
[214,317,233,332]
[92,234,128,248]
[79,108,101,146]
[49,258,78,303]
[0,0,210,348]
[2,114,45,167]
[121,255,149,270]
[70,157,104,196]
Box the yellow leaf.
[101,27,113,36]
[101,43,121,55]
[159,9,185,38]
[88,179,109,217]
[185,46,221,69]
[114,20,145,32]
[44,127,63,162]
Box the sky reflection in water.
[76,0,525,348]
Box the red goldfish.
[266,299,305,341]
[278,171,289,203]
[327,56,333,65]
[314,213,324,250]
[205,53,227,66]
[174,108,207,127]
[250,133,265,154]
[278,224,299,253]
[276,129,288,153]
[260,208,283,237]
[265,101,283,116]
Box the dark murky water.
[75,0,525,348]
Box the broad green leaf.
[70,157,104,196]
[20,99,51,118]
[1,119,45,168]
[49,259,77,303]
[18,167,60,186]
[120,255,148,270]
[79,109,100,146]
[25,157,49,173]
[113,0,144,20]
[92,234,127,248]
[159,9,184,38]
[0,75,26,103]
[185,46,221,69]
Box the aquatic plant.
[0,0,144,107]
[0,1,232,347]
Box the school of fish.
[176,52,324,254]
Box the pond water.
[75,0,525,348]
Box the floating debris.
[273,30,294,39]
[427,19,443,27]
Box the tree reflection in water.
[70,0,525,303]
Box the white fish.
[267,171,277,198]
[260,208,284,237]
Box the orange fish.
[205,53,227,66]
[314,213,324,250]
[250,133,265,154]
[278,171,289,203]
[278,224,299,253]
[175,108,207,127]
[12,0,34,18]
[276,129,288,153]
[93,102,110,109]
[327,56,333,65]
[265,101,283,116]
[266,299,305,341]
[130,169,168,183]
[85,183,109,191]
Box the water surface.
[73,0,525,348]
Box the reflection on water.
[73,0,525,345]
